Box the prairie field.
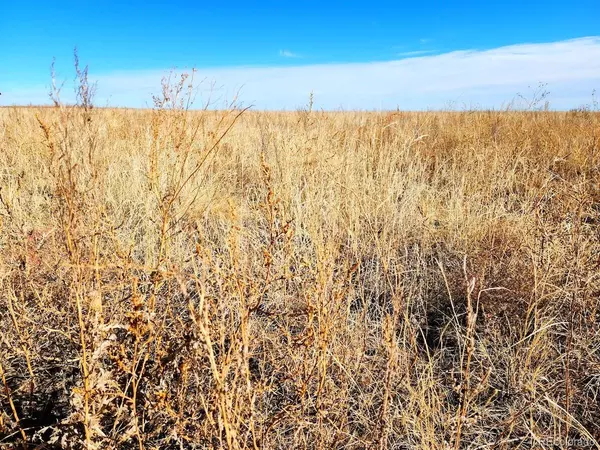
[1,96,600,448]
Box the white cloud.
[279,50,299,58]
[397,50,437,58]
[3,37,600,110]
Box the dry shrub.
[1,73,600,449]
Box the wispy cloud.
[4,37,600,110]
[279,49,299,58]
[397,50,436,58]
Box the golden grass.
[1,92,600,449]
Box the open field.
[1,98,599,448]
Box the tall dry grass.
[0,76,599,449]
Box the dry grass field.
[1,79,600,448]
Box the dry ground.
[1,97,599,448]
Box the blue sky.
[1,1,599,109]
